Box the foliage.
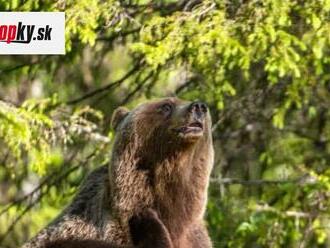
[1,0,330,247]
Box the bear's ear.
[111,107,130,130]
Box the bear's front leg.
[129,208,173,248]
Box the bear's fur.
[129,208,173,248]
[44,239,120,248]
[44,208,173,248]
[23,98,214,248]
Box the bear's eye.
[160,103,173,115]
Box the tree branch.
[0,149,100,243]
[0,57,47,75]
[96,28,141,42]
[66,62,142,105]
[254,204,312,218]
[0,164,80,243]
[210,175,317,186]
[120,70,157,105]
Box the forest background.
[1,0,330,247]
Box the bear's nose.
[188,101,208,118]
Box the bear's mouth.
[185,121,203,133]
[175,121,204,139]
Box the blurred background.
[1,0,330,247]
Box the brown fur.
[44,239,120,248]
[23,98,214,248]
[44,208,173,248]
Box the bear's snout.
[188,101,208,122]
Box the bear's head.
[109,98,213,229]
[111,97,211,154]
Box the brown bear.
[23,98,214,248]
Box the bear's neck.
[110,138,212,241]
[154,147,210,239]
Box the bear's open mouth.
[177,121,204,134]
[186,121,203,132]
